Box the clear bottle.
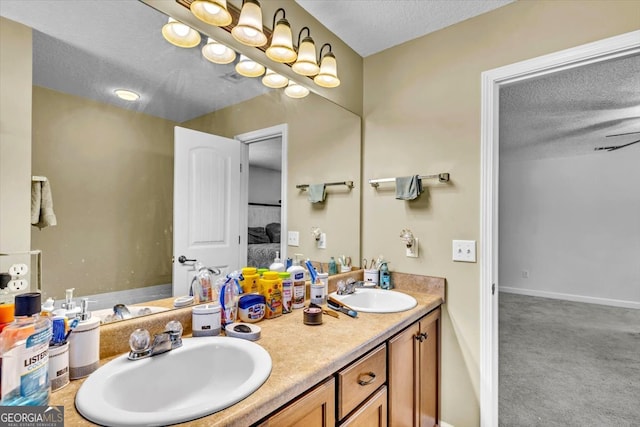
[193,262,213,303]
[0,293,52,406]
[269,251,286,272]
[380,262,392,290]
[328,257,338,275]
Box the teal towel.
[395,175,422,200]
[308,184,326,203]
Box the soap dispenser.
[68,298,100,379]
[269,251,286,272]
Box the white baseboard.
[499,286,640,310]
[440,422,454,427]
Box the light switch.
[287,231,300,247]
[452,240,476,262]
[317,233,327,249]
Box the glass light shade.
[231,0,267,47]
[161,18,201,48]
[265,19,297,63]
[292,37,319,76]
[284,81,309,99]
[190,0,232,26]
[114,89,140,101]
[202,38,236,64]
[262,69,288,88]
[235,55,265,78]
[314,52,340,88]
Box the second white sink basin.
[329,288,417,313]
[76,336,271,426]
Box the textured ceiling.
[500,53,640,159]
[295,0,515,57]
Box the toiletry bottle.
[68,298,100,379]
[287,255,306,309]
[328,257,338,275]
[260,271,282,319]
[269,251,286,272]
[0,293,52,406]
[220,273,241,326]
[240,267,260,294]
[280,272,292,314]
[193,262,213,303]
[380,262,392,290]
[0,303,15,399]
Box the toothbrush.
[305,260,318,284]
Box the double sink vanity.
[51,271,445,426]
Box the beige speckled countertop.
[50,272,444,426]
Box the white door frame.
[479,30,640,427]
[235,124,288,263]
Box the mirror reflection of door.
[173,126,242,297]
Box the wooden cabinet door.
[388,321,420,427]
[341,386,387,427]
[419,309,440,427]
[261,377,335,427]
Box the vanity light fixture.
[114,89,140,101]
[262,69,288,88]
[292,27,319,76]
[190,0,232,27]
[284,81,309,98]
[314,43,340,88]
[235,54,265,78]
[161,17,201,48]
[231,0,267,47]
[202,38,236,64]
[265,9,297,63]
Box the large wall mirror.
[0,0,361,315]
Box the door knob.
[177,256,196,264]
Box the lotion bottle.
[68,299,100,379]
[269,251,286,272]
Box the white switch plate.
[453,240,476,262]
[406,238,419,258]
[317,233,327,249]
[287,231,300,247]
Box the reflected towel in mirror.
[395,175,423,200]
[31,178,57,228]
[308,184,326,203]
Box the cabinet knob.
[357,372,376,386]
[415,332,429,342]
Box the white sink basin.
[329,288,417,313]
[76,336,272,426]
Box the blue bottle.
[379,262,392,290]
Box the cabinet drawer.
[337,344,387,420]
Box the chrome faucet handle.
[128,328,152,360]
[165,320,183,349]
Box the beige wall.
[362,1,640,425]
[0,17,32,279]
[183,90,361,264]
[31,86,175,300]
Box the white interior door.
[173,126,242,297]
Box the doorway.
[479,30,640,426]
[235,124,288,268]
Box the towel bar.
[296,181,354,190]
[368,173,449,188]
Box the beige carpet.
[499,292,640,427]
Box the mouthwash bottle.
[0,293,52,406]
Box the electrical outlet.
[406,238,419,258]
[317,233,327,249]
[287,231,300,247]
[8,279,28,292]
[522,270,529,279]
[452,240,476,262]
[9,263,28,277]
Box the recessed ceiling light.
[114,89,140,101]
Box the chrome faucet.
[337,278,358,295]
[128,320,183,360]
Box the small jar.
[192,304,221,337]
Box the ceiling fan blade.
[605,130,640,138]
[606,139,640,151]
